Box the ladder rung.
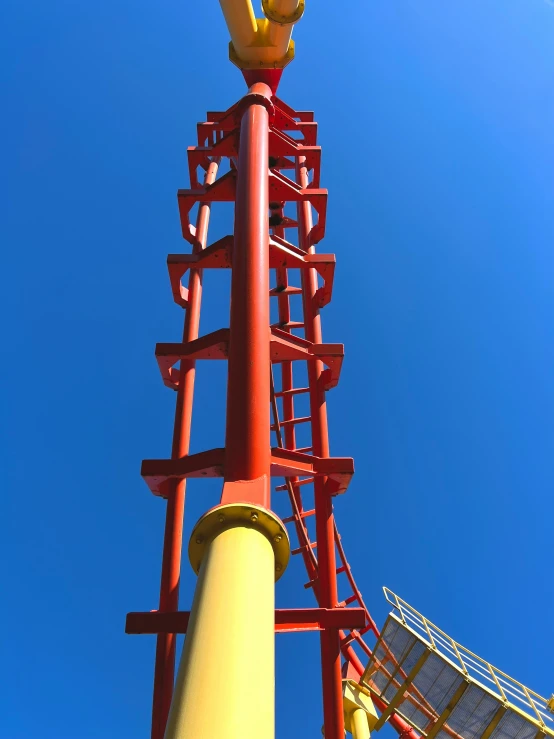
[282,508,315,524]
[271,417,309,431]
[292,541,317,556]
[304,577,318,589]
[340,631,359,648]
[280,416,311,428]
[340,594,358,607]
[294,446,313,453]
[274,387,310,398]
[275,476,315,492]
[271,320,305,329]
[336,565,348,575]
[293,476,316,487]
[269,286,303,296]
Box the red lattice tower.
[126,76,423,739]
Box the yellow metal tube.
[351,707,371,739]
[218,0,258,52]
[164,519,277,739]
[218,0,302,68]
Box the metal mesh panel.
[491,710,540,739]
[364,615,553,739]
[382,589,554,737]
[383,641,427,703]
[398,697,434,729]
[441,685,500,739]
[412,652,464,714]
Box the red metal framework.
[127,80,424,739]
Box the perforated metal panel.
[362,599,554,739]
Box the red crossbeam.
[141,447,354,498]
[126,607,366,635]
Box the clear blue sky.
[2,0,553,736]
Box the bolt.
[217,514,225,523]
[195,535,204,544]
[275,562,282,572]
[250,512,258,522]
[274,534,282,543]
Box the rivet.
[218,514,225,523]
[274,534,282,543]
[195,535,204,544]
[250,512,258,522]
[275,562,282,572]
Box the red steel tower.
[126,3,427,739]
[126,4,554,739]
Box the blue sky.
[2,0,553,736]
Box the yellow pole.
[350,707,371,739]
[164,504,289,739]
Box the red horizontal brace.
[167,235,233,307]
[187,130,238,186]
[177,169,237,246]
[204,112,317,145]
[142,448,225,495]
[141,448,353,498]
[155,328,230,389]
[269,448,353,495]
[268,130,321,187]
[268,171,327,245]
[155,328,343,391]
[198,102,315,141]
[167,234,334,309]
[198,100,316,143]
[272,97,314,123]
[270,328,343,389]
[126,607,365,635]
[205,104,314,124]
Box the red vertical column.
[222,83,272,506]
[297,155,345,739]
[151,162,219,739]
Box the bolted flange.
[188,503,290,580]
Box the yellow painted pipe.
[351,707,371,739]
[218,0,302,68]
[218,0,258,52]
[165,505,288,739]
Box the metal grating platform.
[361,589,554,739]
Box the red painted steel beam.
[141,448,354,498]
[127,608,366,635]
[150,161,219,739]
[297,154,345,739]
[152,328,344,392]
[222,82,273,507]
